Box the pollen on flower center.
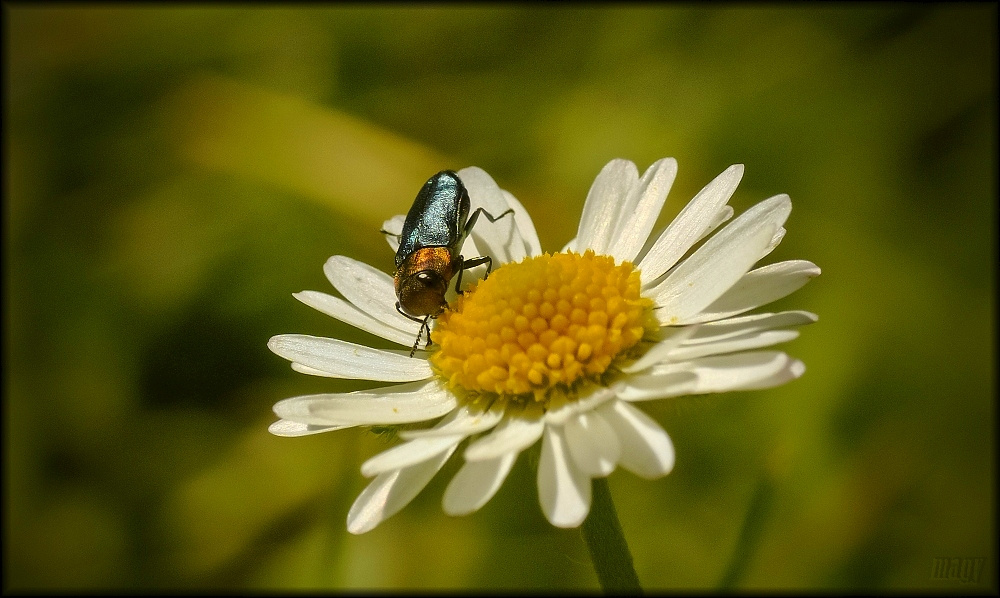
[430,250,657,403]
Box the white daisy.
[268,158,819,534]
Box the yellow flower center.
[430,250,657,404]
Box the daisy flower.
[268,158,819,534]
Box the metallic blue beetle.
[389,170,513,356]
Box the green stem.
[581,478,643,594]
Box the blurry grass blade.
[718,473,776,590]
[163,75,448,221]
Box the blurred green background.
[4,4,995,591]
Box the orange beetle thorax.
[394,247,456,317]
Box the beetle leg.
[453,255,465,294]
[455,207,513,294]
[464,207,515,237]
[455,255,493,294]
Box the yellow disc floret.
[430,250,657,403]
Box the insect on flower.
[387,170,513,356]
[269,158,820,534]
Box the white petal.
[458,166,525,265]
[692,310,818,341]
[465,414,545,461]
[442,453,517,516]
[621,325,701,373]
[598,400,674,479]
[649,195,791,324]
[544,386,617,426]
[607,158,678,264]
[382,214,406,253]
[681,260,821,324]
[361,433,464,477]
[293,290,417,346]
[614,371,698,401]
[268,334,431,382]
[564,411,621,477]
[501,189,542,256]
[290,362,345,377]
[667,329,800,361]
[639,164,743,284]
[267,419,355,437]
[763,227,786,257]
[538,425,592,528]
[576,159,639,254]
[347,446,456,534]
[399,403,504,439]
[653,350,796,394]
[561,237,577,253]
[697,205,735,243]
[272,379,456,426]
[322,255,419,333]
[739,357,805,389]
[651,225,778,325]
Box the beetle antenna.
[396,302,432,358]
[409,315,431,357]
[409,326,422,357]
[396,301,425,323]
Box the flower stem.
[581,477,643,594]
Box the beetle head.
[398,269,449,317]
[395,247,454,317]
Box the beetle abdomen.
[395,171,470,268]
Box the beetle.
[388,170,514,356]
